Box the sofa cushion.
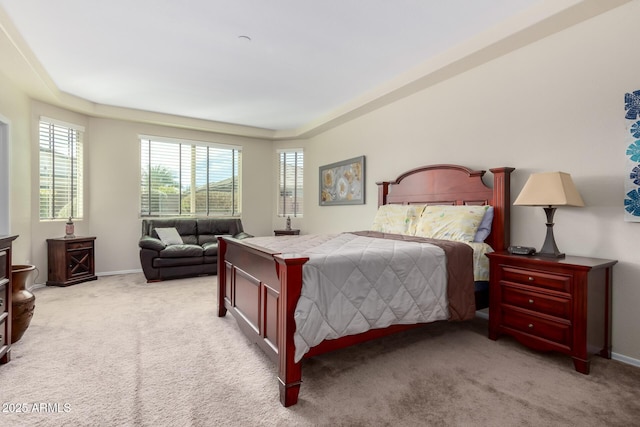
[180,235,198,245]
[159,244,203,258]
[199,234,215,245]
[197,218,242,237]
[202,241,218,256]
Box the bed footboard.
[217,236,309,406]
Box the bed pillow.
[371,204,426,235]
[415,205,489,242]
[474,206,494,242]
[154,227,183,245]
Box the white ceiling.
[0,0,548,131]
[0,0,538,130]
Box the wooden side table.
[274,229,300,236]
[47,236,97,287]
[487,252,617,374]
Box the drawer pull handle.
[0,298,3,305]
[528,276,534,281]
[528,323,534,329]
[528,299,534,304]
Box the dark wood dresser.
[47,236,97,287]
[0,235,18,364]
[487,252,617,374]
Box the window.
[140,136,242,217]
[278,149,303,217]
[39,118,84,220]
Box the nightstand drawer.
[501,285,571,319]
[66,240,93,250]
[501,265,571,293]
[502,307,571,346]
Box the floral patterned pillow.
[414,205,489,242]
[371,204,426,235]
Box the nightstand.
[47,236,98,286]
[274,229,300,236]
[487,252,616,374]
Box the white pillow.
[371,204,426,235]
[155,227,183,245]
[414,205,488,242]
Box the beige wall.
[274,2,640,361]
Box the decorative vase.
[11,264,36,343]
[65,217,75,238]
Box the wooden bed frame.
[217,164,514,406]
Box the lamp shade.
[513,172,584,207]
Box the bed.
[217,164,514,406]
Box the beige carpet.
[0,273,638,427]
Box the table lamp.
[513,171,584,258]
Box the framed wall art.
[624,89,640,222]
[319,156,365,206]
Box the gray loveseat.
[139,217,252,282]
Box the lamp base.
[537,249,565,258]
[537,207,565,258]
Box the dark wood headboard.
[376,164,515,252]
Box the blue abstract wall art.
[624,91,640,222]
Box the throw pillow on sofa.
[155,227,183,245]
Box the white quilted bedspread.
[249,233,449,362]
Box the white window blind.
[278,149,303,217]
[140,137,242,216]
[39,119,84,220]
